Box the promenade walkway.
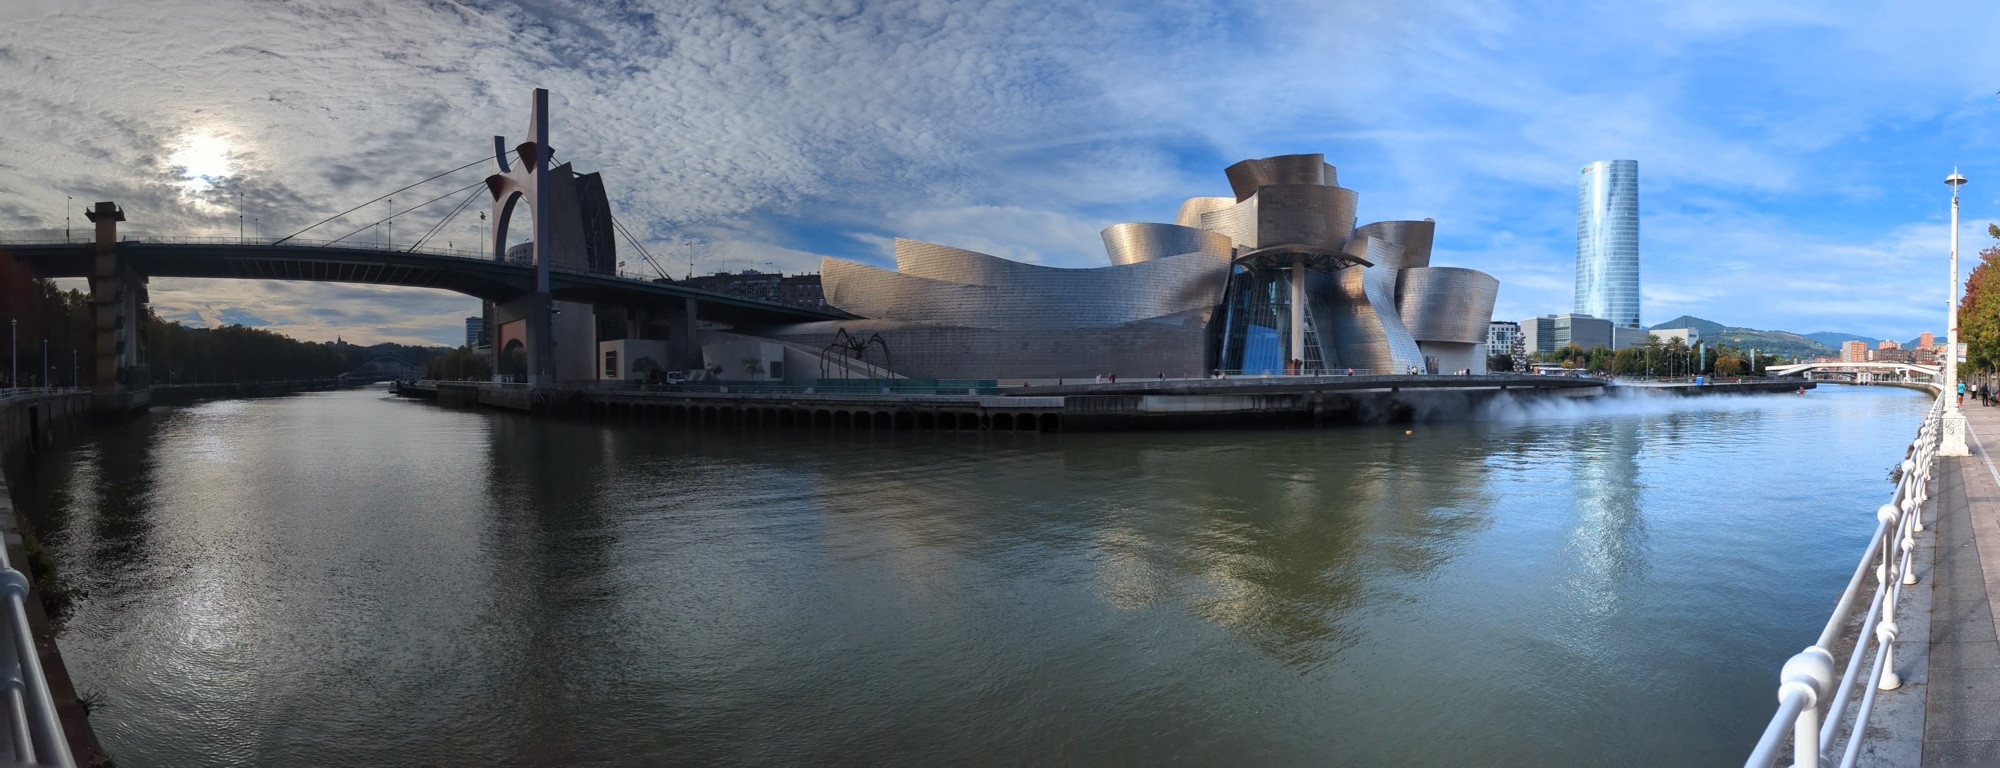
[1928,400,2000,763]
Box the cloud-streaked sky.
[3,0,2000,345]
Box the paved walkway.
[1927,400,2000,764]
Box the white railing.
[0,395,76,766]
[1744,393,1944,768]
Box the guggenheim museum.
[747,153,1499,380]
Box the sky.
[3,0,2000,346]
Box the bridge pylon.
[83,201,148,404]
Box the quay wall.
[397,376,1621,432]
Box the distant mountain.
[1804,331,1880,349]
[1644,315,1833,359]
[1648,315,1725,336]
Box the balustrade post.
[1781,647,1835,768]
[1877,620,1903,690]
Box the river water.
[9,384,1928,766]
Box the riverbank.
[396,375,1815,431]
[397,374,1612,431]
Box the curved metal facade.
[822,244,1229,331]
[1355,220,1436,269]
[753,153,1498,379]
[1100,223,1233,266]
[1397,267,1500,343]
[1224,154,1338,201]
[1174,197,1235,229]
[1322,236,1423,372]
[1576,159,1639,328]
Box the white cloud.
[5,0,2000,345]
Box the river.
[8,384,1929,766]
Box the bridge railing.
[1744,392,1943,768]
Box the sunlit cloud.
[4,0,2000,346]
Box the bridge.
[0,238,843,327]
[0,87,848,400]
[1766,360,1941,381]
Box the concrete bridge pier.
[491,292,594,385]
[83,202,148,406]
[627,298,698,372]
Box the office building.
[464,316,485,349]
[1487,321,1522,360]
[1576,160,1640,329]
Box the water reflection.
[8,386,1934,767]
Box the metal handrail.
[1745,393,1943,768]
[0,393,74,765]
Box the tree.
[424,347,492,381]
[1961,224,2000,375]
[1488,353,1515,373]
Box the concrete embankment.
[0,393,110,765]
[1613,379,1817,397]
[397,374,1614,432]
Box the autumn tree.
[1961,224,2000,374]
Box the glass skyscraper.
[1575,159,1639,328]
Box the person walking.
[1958,380,1966,406]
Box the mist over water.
[11,384,1928,766]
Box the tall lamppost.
[1944,169,1970,456]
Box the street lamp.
[1944,169,1971,455]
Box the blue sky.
[2,0,1999,345]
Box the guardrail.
[0,394,76,766]
[1744,393,1943,768]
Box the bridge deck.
[0,240,847,326]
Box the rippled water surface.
[12,384,1929,766]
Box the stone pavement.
[1927,399,2000,764]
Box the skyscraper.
[1576,160,1639,328]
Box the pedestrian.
[1958,380,1966,406]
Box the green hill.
[1646,315,1833,360]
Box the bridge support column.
[668,297,698,372]
[84,202,145,397]
[527,292,554,387]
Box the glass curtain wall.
[1216,265,1326,375]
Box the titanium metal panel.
[1224,154,1335,201]
[1253,185,1359,250]
[1313,235,1422,373]
[1100,223,1233,266]
[820,249,1229,330]
[1198,197,1258,247]
[1354,220,1435,269]
[756,311,1214,380]
[1396,267,1499,344]
[1175,197,1236,230]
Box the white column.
[1943,171,1969,455]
